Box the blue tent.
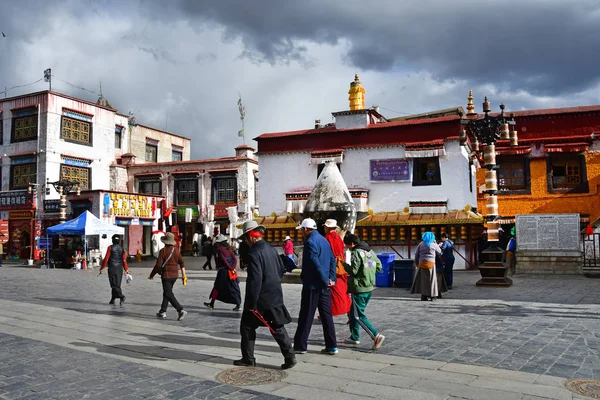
[47,211,124,236]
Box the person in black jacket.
[99,234,130,307]
[235,220,296,370]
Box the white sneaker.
[344,338,360,345]
[373,334,385,351]
[156,312,166,319]
[177,310,187,321]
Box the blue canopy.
[47,211,124,236]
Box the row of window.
[3,163,90,190]
[142,143,183,162]
[316,154,588,193]
[139,176,238,205]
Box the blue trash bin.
[394,259,415,288]
[376,253,396,287]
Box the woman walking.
[411,231,442,301]
[99,234,129,307]
[148,232,188,321]
[205,235,242,311]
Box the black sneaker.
[281,357,297,370]
[120,296,126,307]
[156,311,167,319]
[204,302,214,310]
[232,305,241,312]
[109,300,115,305]
[233,359,255,367]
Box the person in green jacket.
[342,233,385,351]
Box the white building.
[254,76,483,269]
[123,145,259,254]
[0,90,191,260]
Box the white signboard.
[515,214,580,251]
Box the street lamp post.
[49,180,78,223]
[460,93,518,287]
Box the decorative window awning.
[146,138,159,146]
[63,108,93,122]
[405,142,446,158]
[409,198,448,214]
[209,168,238,175]
[172,144,184,151]
[545,143,589,153]
[136,173,162,182]
[172,171,200,179]
[12,107,37,118]
[310,149,343,164]
[61,154,92,167]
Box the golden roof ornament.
[466,89,476,116]
[348,74,365,110]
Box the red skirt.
[331,274,351,316]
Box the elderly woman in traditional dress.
[204,234,242,311]
[411,231,442,301]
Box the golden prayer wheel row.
[265,229,302,243]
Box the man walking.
[99,234,129,307]
[236,221,296,370]
[342,233,385,351]
[293,218,338,355]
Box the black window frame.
[10,161,37,190]
[172,149,183,161]
[547,153,589,194]
[60,163,91,190]
[115,126,122,149]
[145,143,158,162]
[61,115,93,147]
[211,176,237,204]
[412,157,442,186]
[175,179,198,205]
[139,180,161,195]
[497,155,531,195]
[317,162,341,178]
[11,110,38,143]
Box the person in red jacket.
[99,234,129,307]
[323,219,351,318]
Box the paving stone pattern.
[3,258,600,381]
[0,332,286,400]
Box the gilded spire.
[348,74,365,110]
[466,89,476,116]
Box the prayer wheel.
[380,227,387,242]
[460,225,467,240]
[510,129,519,146]
[360,228,368,241]
[431,226,437,236]
[390,227,397,241]
[410,227,417,241]
[371,228,378,242]
[485,170,498,191]
[440,226,447,235]
[487,221,500,242]
[473,139,480,152]
[397,227,404,241]
[486,195,499,217]
[483,144,496,167]
[289,230,295,241]
[500,123,510,140]
[274,230,281,242]
[295,230,302,242]
[267,229,274,242]
[450,226,457,240]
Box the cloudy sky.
[1,0,599,159]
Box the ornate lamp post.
[460,92,518,287]
[49,180,79,223]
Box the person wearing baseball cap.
[293,218,338,355]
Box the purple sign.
[370,158,410,182]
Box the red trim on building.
[134,172,163,178]
[495,146,532,156]
[208,168,238,174]
[544,143,590,153]
[171,170,201,175]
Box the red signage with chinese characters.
[214,203,237,219]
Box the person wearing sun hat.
[205,234,242,311]
[281,235,297,272]
[293,218,338,356]
[149,232,188,321]
[235,220,296,370]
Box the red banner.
[214,203,237,219]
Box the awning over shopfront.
[47,211,124,236]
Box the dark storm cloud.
[152,0,600,96]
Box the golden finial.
[466,90,476,116]
[348,74,365,110]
